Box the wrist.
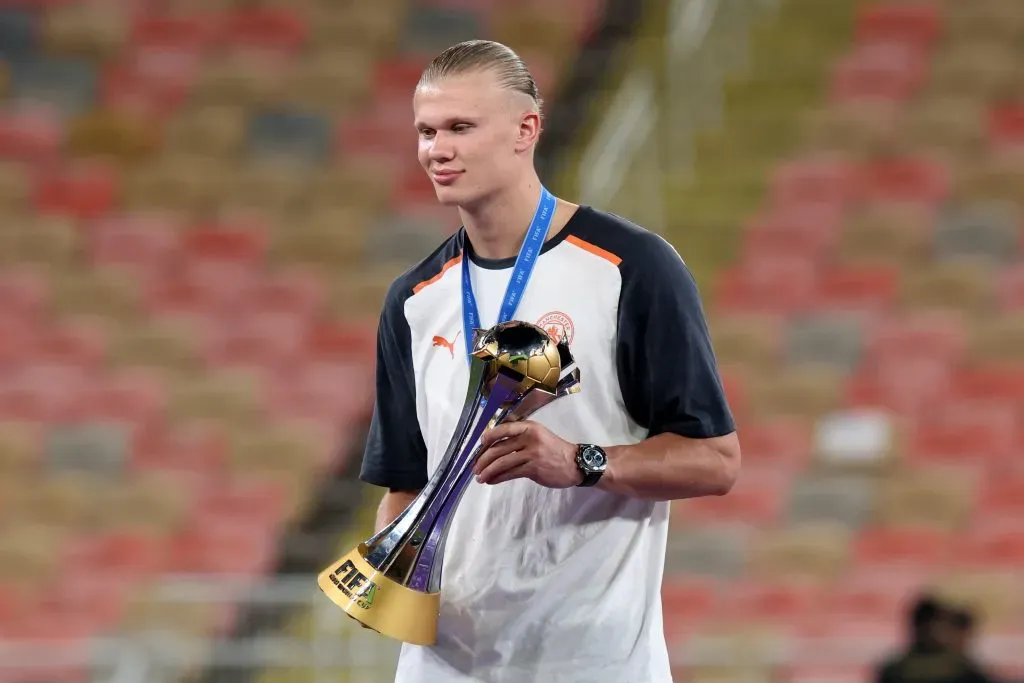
[574,443,608,487]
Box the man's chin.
[434,187,469,207]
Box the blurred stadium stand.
[1,0,1023,682]
[564,0,1024,681]
[0,0,630,682]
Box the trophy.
[317,320,581,645]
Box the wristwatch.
[575,444,607,487]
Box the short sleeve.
[359,282,429,490]
[615,233,735,439]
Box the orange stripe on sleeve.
[412,255,462,294]
[566,235,622,266]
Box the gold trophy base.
[317,543,440,646]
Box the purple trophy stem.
[406,378,521,592]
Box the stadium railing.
[576,0,779,232]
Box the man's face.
[413,69,536,207]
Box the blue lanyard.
[461,187,556,359]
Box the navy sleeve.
[359,281,429,490]
[615,233,735,439]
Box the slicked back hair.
[418,40,544,119]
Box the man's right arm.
[376,489,421,532]
[360,280,429,515]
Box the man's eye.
[453,124,470,132]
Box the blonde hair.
[418,40,544,118]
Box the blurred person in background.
[360,39,740,683]
[948,606,979,657]
[875,595,1000,683]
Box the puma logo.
[431,331,460,358]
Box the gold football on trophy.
[473,320,562,394]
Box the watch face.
[580,446,606,470]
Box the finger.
[473,433,527,475]
[479,420,530,450]
[476,451,532,485]
[483,462,533,486]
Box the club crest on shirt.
[536,311,574,346]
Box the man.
[874,595,999,683]
[360,39,740,683]
[948,606,977,657]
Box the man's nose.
[428,133,455,161]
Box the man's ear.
[515,110,542,153]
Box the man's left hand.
[473,420,581,488]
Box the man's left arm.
[598,431,739,501]
[474,231,740,500]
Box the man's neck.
[460,176,546,261]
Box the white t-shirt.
[361,207,735,683]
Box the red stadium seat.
[336,104,416,158]
[716,255,818,315]
[129,12,216,52]
[41,571,128,634]
[243,268,327,320]
[865,311,966,367]
[909,401,1018,468]
[0,316,39,366]
[831,44,926,103]
[196,477,287,528]
[661,577,721,640]
[733,417,813,471]
[853,527,954,569]
[740,205,843,263]
[87,212,181,282]
[975,474,1024,524]
[101,50,199,119]
[264,363,374,430]
[857,157,950,205]
[374,58,430,101]
[0,267,49,322]
[769,158,856,209]
[0,104,63,161]
[951,364,1024,406]
[216,7,307,53]
[198,311,308,372]
[783,665,871,683]
[722,580,822,623]
[33,161,118,221]
[394,161,441,209]
[168,517,276,576]
[70,369,167,430]
[0,365,88,422]
[822,573,930,633]
[855,2,942,52]
[146,262,259,322]
[814,265,899,312]
[846,356,952,417]
[954,529,1024,569]
[790,618,900,666]
[37,318,107,370]
[989,103,1024,153]
[182,223,268,266]
[997,264,1024,311]
[304,320,377,363]
[674,467,788,527]
[132,421,228,480]
[64,531,167,582]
